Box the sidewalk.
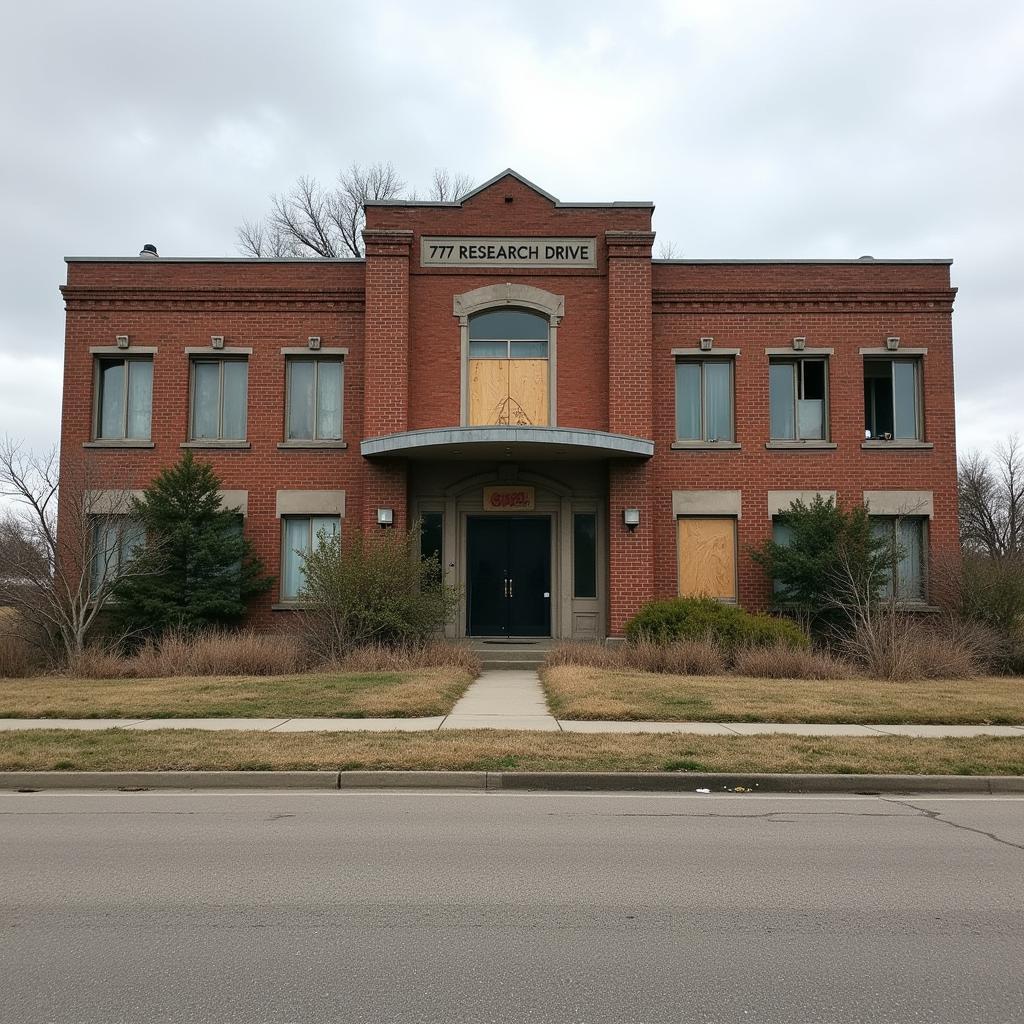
[1,669,1022,737]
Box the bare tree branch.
[237,162,473,258]
[960,436,1024,559]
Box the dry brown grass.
[0,667,474,719]
[547,639,725,675]
[328,641,481,675]
[0,728,1021,776]
[541,665,1024,724]
[0,609,39,678]
[731,644,852,680]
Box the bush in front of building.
[109,452,274,640]
[296,524,460,660]
[624,597,808,651]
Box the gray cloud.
[0,0,1021,456]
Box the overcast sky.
[1,0,1021,457]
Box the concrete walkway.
[2,669,1023,737]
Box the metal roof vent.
[858,254,874,261]
[139,243,159,258]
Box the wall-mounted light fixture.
[699,337,714,352]
[211,335,225,350]
[115,335,130,350]
[308,336,321,350]
[376,507,394,528]
[792,336,807,351]
[886,336,900,351]
[623,508,640,532]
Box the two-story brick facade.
[59,170,958,639]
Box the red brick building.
[59,170,958,639]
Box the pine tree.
[110,452,273,637]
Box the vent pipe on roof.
[139,243,159,258]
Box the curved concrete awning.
[360,426,654,461]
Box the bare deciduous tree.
[959,436,1024,559]
[656,240,681,259]
[237,162,474,258]
[0,438,154,662]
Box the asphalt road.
[1,790,1023,1024]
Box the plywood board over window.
[678,518,737,601]
[469,359,548,426]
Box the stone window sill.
[861,440,934,450]
[83,440,155,449]
[277,440,348,449]
[671,441,741,450]
[180,441,251,449]
[765,441,838,450]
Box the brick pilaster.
[606,230,656,634]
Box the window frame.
[871,515,928,604]
[768,357,830,441]
[89,514,145,597]
[188,356,249,442]
[674,357,736,444]
[279,514,341,603]
[676,514,739,603]
[92,355,154,441]
[863,357,923,441]
[284,356,345,442]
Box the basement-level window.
[677,517,737,601]
[281,515,340,601]
[871,517,926,602]
[90,516,145,594]
[864,358,921,440]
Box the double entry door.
[467,516,551,637]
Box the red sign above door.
[482,485,536,512]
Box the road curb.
[1,770,1023,793]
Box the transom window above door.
[467,308,549,426]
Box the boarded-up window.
[467,308,549,426]
[677,518,737,601]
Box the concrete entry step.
[466,637,556,671]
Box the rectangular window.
[677,517,737,601]
[573,513,597,598]
[872,517,926,602]
[771,517,794,594]
[95,357,153,440]
[286,358,343,441]
[675,360,734,442]
[190,358,248,441]
[864,359,921,440]
[281,515,340,601]
[420,512,443,565]
[770,359,827,440]
[90,516,145,593]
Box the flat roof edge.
[364,199,655,209]
[64,256,366,264]
[653,258,954,266]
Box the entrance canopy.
[360,426,653,461]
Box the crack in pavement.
[880,797,1024,853]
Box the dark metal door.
[467,517,551,637]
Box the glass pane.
[469,309,548,340]
[675,362,702,440]
[98,360,125,438]
[282,518,310,600]
[772,519,794,593]
[871,519,895,598]
[802,360,826,400]
[287,360,315,440]
[509,341,548,358]
[192,362,220,439]
[91,519,119,591]
[897,519,924,600]
[770,363,795,439]
[864,361,894,438]
[121,519,146,563]
[310,515,339,550]
[127,360,152,440]
[316,361,343,439]
[797,399,824,440]
[893,361,918,438]
[468,341,508,358]
[420,512,443,565]
[704,362,733,442]
[573,513,597,598]
[222,360,248,439]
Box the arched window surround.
[453,284,564,427]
